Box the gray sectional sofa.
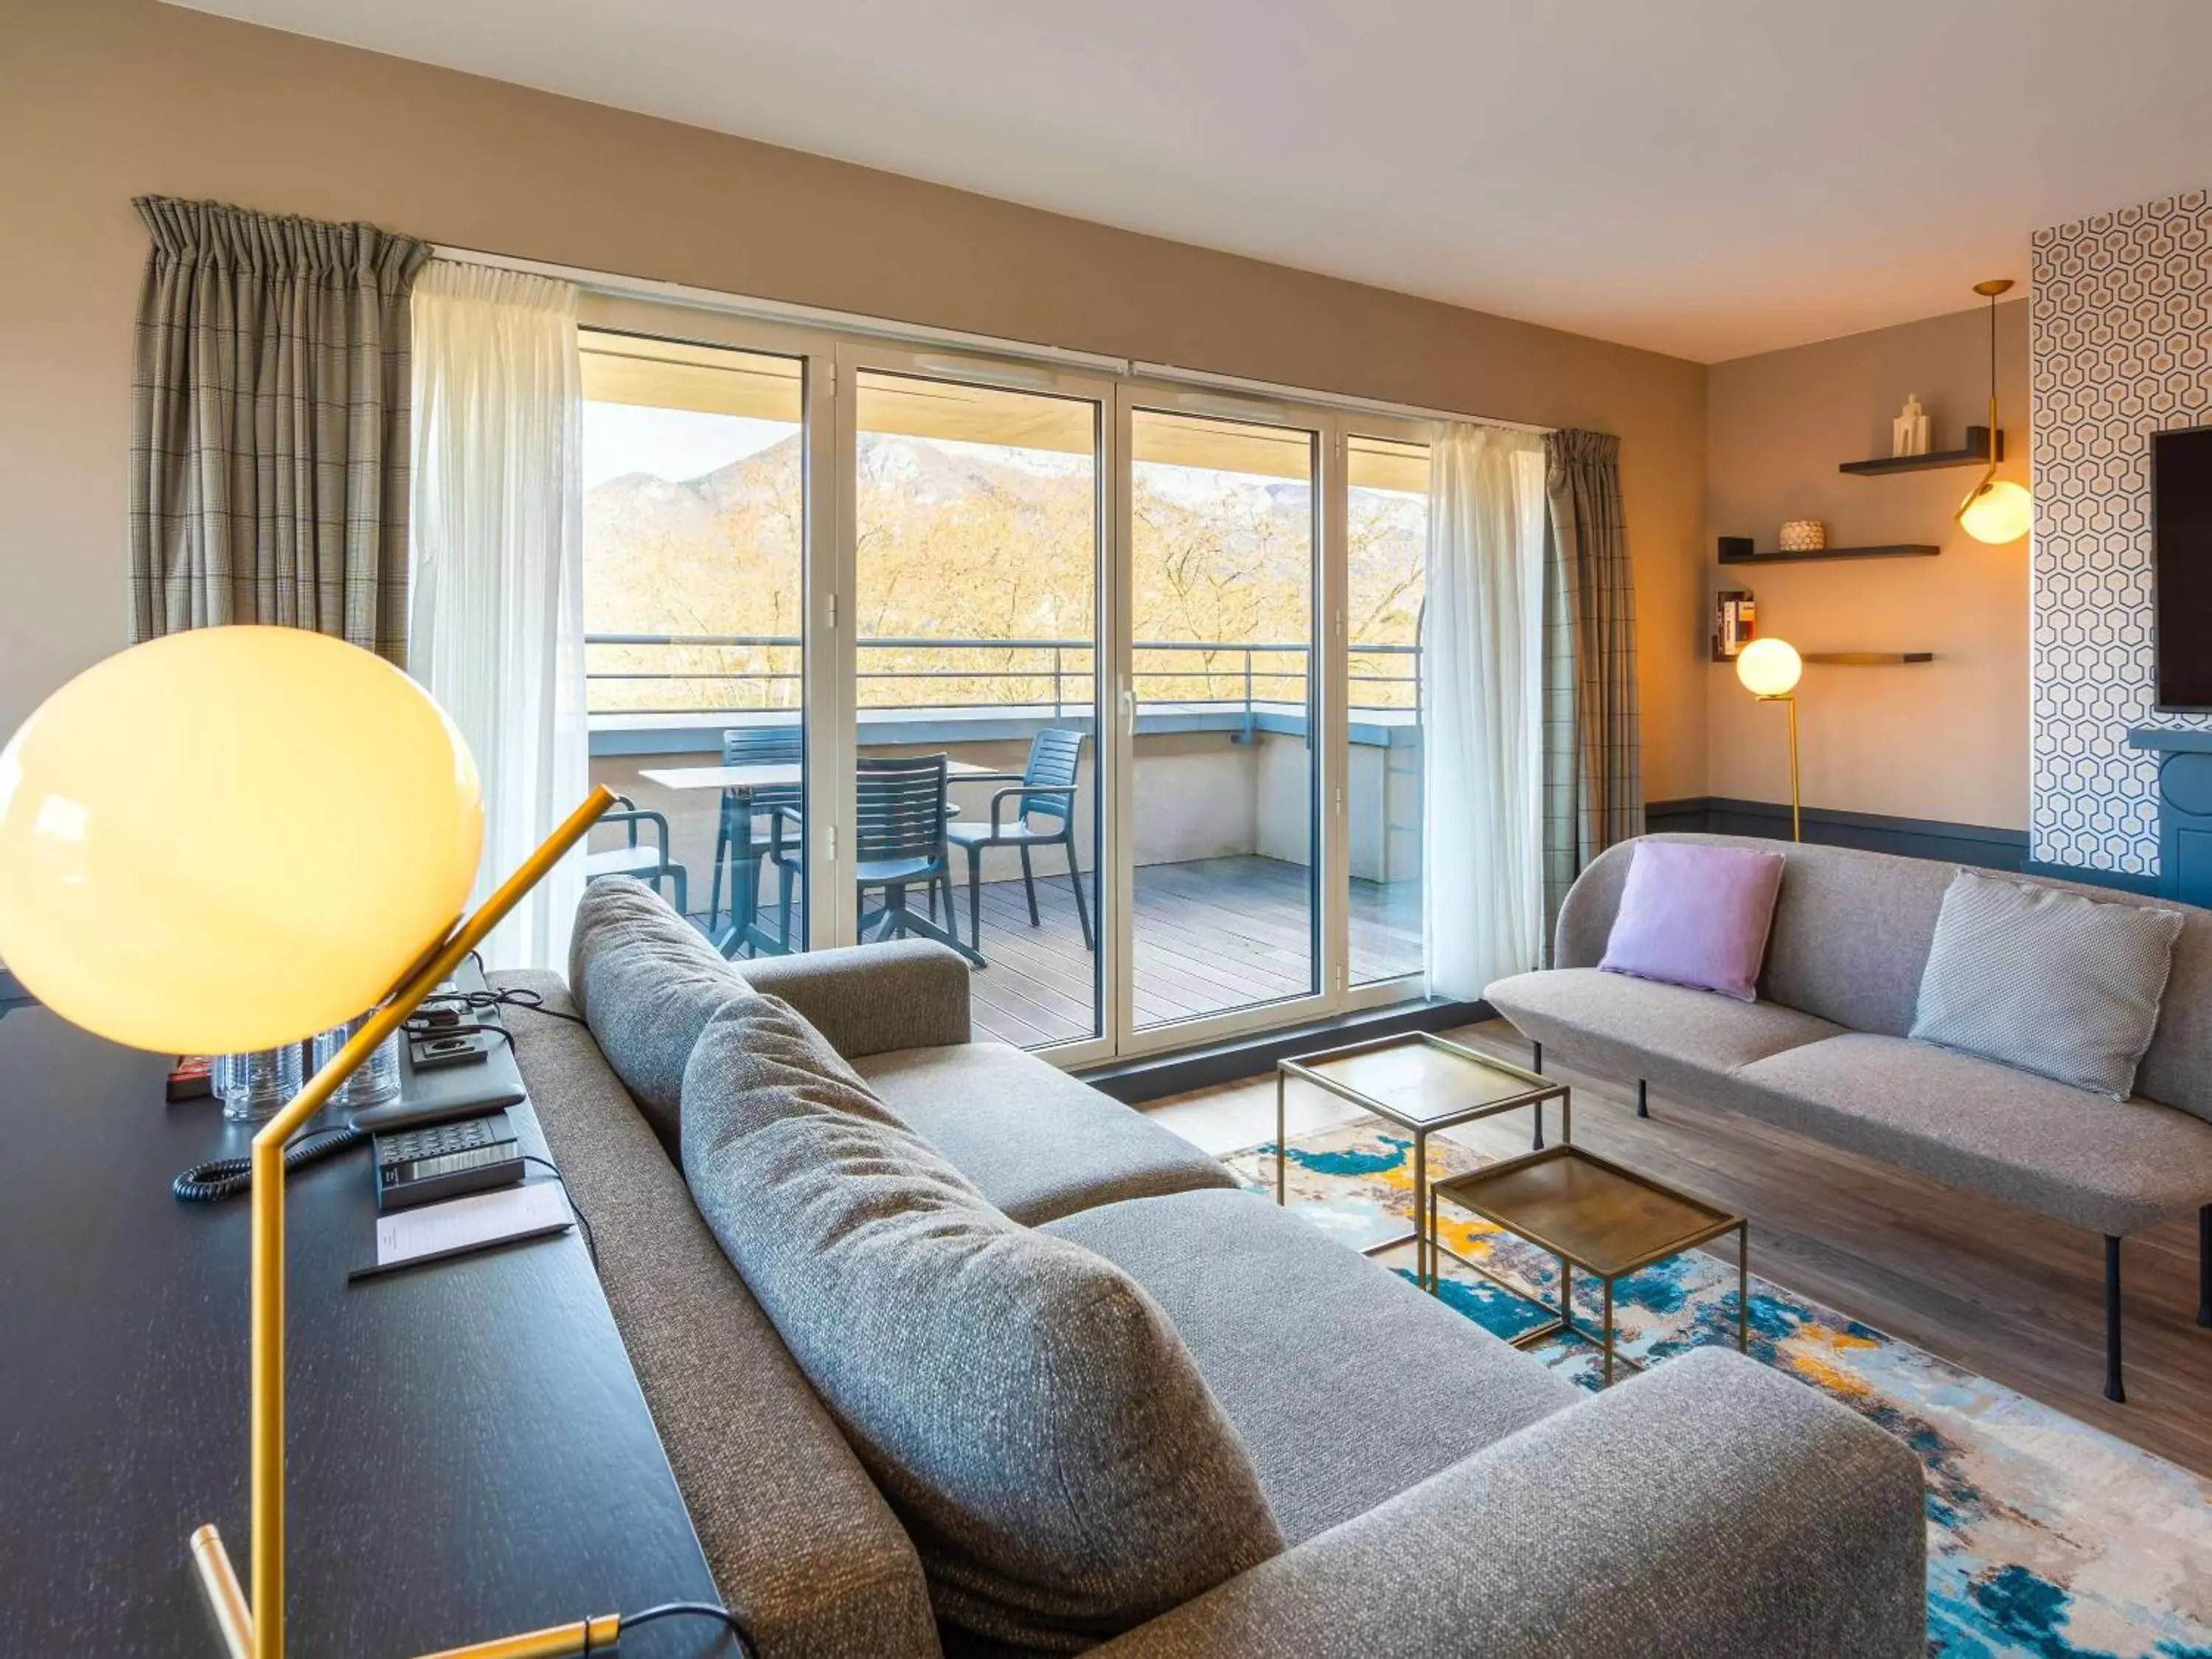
[1486,832,2212,1405]
[494,879,1926,1658]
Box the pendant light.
[1958,278,2031,545]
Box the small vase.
[1778,520,1827,553]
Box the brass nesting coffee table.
[1429,1146,1749,1386]
[1275,1032,1569,1291]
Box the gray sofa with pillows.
[494,877,1926,1658]
[1486,832,2212,1405]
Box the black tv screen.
[2154,425,2212,710]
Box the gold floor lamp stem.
[192,787,617,1659]
[1786,695,1801,843]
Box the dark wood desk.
[0,1003,732,1657]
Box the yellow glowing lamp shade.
[1959,478,2033,545]
[0,627,483,1055]
[1736,637,1803,698]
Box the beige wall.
[1704,301,2031,829]
[1,0,1706,799]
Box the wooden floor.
[1146,1019,2212,1478]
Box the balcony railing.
[585,633,1420,739]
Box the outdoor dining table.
[637,758,998,959]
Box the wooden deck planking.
[702,854,1420,1051]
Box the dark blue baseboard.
[1645,797,2027,872]
[1646,798,2167,892]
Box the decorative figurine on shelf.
[1778,520,1827,553]
[1891,394,1932,458]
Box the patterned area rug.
[1221,1121,2212,1659]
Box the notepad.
[369,1180,573,1273]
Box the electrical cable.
[612,1601,754,1656]
[523,1154,595,1270]
[172,1123,365,1203]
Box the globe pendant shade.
[0,627,484,1055]
[1958,478,2032,546]
[1735,637,1803,698]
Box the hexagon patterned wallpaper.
[2030,189,2212,874]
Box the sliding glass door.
[574,298,1438,1063]
[577,327,821,956]
[1345,430,1431,988]
[1116,395,1328,1046]
[838,348,1113,1057]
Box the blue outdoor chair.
[711,723,803,937]
[583,794,689,918]
[768,753,978,964]
[947,728,1092,961]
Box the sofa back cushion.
[1558,836,1951,1034]
[1557,835,2212,1123]
[569,876,748,1154]
[681,993,1283,1652]
[496,969,943,1658]
[1910,869,2184,1099]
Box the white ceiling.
[178,0,2212,361]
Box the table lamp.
[1735,636,1803,841]
[0,627,619,1659]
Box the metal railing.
[585,633,1420,736]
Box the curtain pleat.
[1422,424,1551,1001]
[128,196,428,662]
[408,260,588,971]
[1541,429,1644,947]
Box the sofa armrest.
[1095,1349,1924,1659]
[738,939,971,1058]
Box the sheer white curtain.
[408,261,588,970]
[1422,423,1550,1001]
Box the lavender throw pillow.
[1599,841,1786,1002]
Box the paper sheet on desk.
[375,1180,573,1269]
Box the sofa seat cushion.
[1484,967,1843,1097]
[851,1040,1239,1225]
[1732,1034,2212,1236]
[1043,1188,1579,1546]
[682,995,1283,1653]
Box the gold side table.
[1276,1032,1569,1290]
[1430,1145,1749,1386]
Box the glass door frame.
[574,295,843,956]
[832,339,1123,1069]
[1110,380,1343,1060]
[1337,408,1437,1015]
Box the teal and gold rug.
[1222,1121,2212,1659]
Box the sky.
[582,402,793,490]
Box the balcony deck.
[689,853,1421,1049]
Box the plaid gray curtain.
[1540,429,1644,946]
[128,198,429,664]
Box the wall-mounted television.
[2153,424,2212,711]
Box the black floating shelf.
[1801,652,1935,665]
[1717,543,1940,565]
[1838,427,2002,475]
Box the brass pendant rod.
[1959,278,2013,519]
[192,786,619,1659]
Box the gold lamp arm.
[192,786,619,1659]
